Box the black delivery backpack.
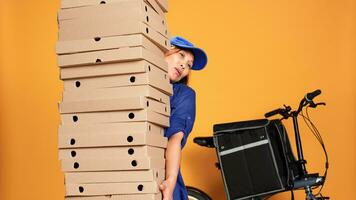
[213,119,301,200]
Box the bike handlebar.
[305,89,321,102]
[265,89,322,118]
[264,108,284,118]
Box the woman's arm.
[159,131,184,200]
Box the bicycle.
[187,90,329,200]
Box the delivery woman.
[159,36,208,200]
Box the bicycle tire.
[187,186,212,200]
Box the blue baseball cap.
[170,36,208,70]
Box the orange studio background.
[0,0,355,199]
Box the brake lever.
[317,102,326,106]
[309,102,326,108]
[281,105,291,119]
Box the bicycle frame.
[267,90,328,199]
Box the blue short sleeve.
[164,84,196,148]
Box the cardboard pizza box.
[60,0,124,9]
[58,122,164,136]
[58,128,167,148]
[58,0,168,38]
[65,193,162,200]
[64,169,165,184]
[59,146,165,159]
[62,63,172,95]
[56,34,165,57]
[59,60,147,80]
[154,0,167,12]
[62,85,170,106]
[65,181,160,196]
[60,0,165,16]
[145,0,164,16]
[59,0,165,13]
[60,109,169,127]
[60,0,129,9]
[59,96,170,116]
[57,46,168,73]
[61,157,165,172]
[58,19,169,51]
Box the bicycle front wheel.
[187,186,212,200]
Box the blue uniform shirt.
[164,82,196,200]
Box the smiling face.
[165,47,194,83]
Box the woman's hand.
[159,178,176,200]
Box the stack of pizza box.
[56,0,170,199]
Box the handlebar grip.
[306,89,321,101]
[193,137,215,148]
[265,108,283,118]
